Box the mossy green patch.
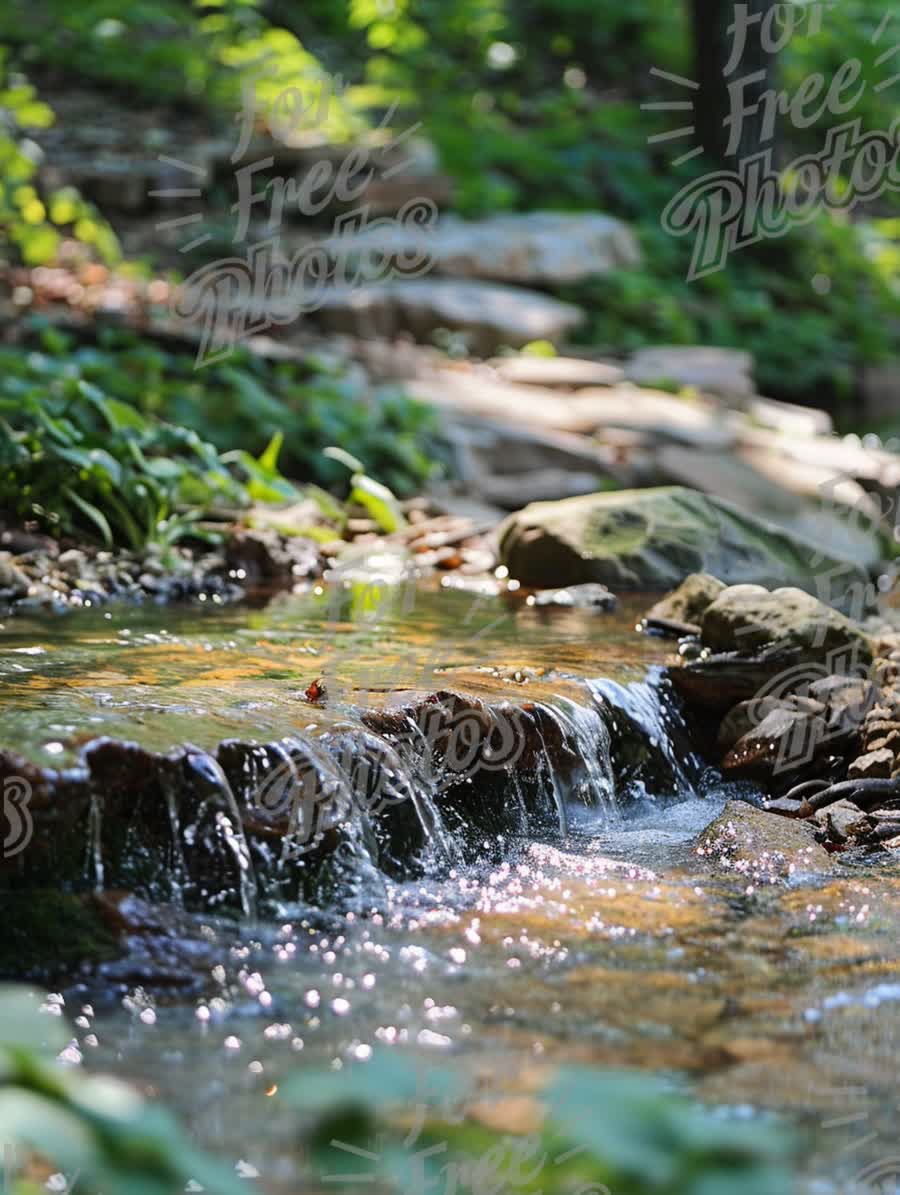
[0,890,121,981]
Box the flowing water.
[2,582,900,1192]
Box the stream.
[2,582,900,1192]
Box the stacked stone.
[851,644,900,782]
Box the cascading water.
[85,792,105,892]
[536,693,617,826]
[587,667,703,801]
[183,752,259,920]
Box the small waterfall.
[274,735,354,859]
[85,793,105,892]
[537,694,617,825]
[587,668,702,800]
[183,752,258,921]
[395,714,462,867]
[161,775,188,907]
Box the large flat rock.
[489,355,625,388]
[320,211,640,285]
[314,279,584,354]
[581,388,736,448]
[624,346,754,400]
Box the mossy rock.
[701,584,874,664]
[646,572,726,625]
[0,891,122,981]
[498,487,873,613]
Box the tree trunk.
[691,0,778,168]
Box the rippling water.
[3,584,900,1192]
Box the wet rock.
[624,346,754,399]
[642,615,701,639]
[669,651,801,711]
[91,891,233,994]
[696,800,835,876]
[718,697,789,751]
[849,748,894,780]
[722,705,829,782]
[812,799,870,843]
[762,796,809,818]
[701,585,873,664]
[498,487,871,601]
[646,573,726,628]
[532,583,616,610]
[225,528,322,586]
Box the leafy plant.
[28,324,443,498]
[288,1049,797,1195]
[567,213,900,404]
[0,985,247,1195]
[0,330,252,551]
[0,50,119,266]
[323,445,407,533]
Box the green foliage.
[288,1050,797,1195]
[323,445,408,532]
[0,327,252,550]
[65,327,441,497]
[0,50,119,266]
[0,321,440,548]
[569,213,900,403]
[0,0,360,140]
[0,985,248,1195]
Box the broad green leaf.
[350,473,406,533]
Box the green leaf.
[350,473,406,533]
[0,1089,96,1178]
[62,487,114,546]
[258,429,284,473]
[323,444,366,473]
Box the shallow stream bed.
[3,584,899,1192]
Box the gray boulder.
[498,487,873,608]
[701,585,873,664]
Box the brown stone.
[848,749,895,780]
[722,706,828,780]
[695,800,836,875]
[812,799,870,842]
[646,572,726,628]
